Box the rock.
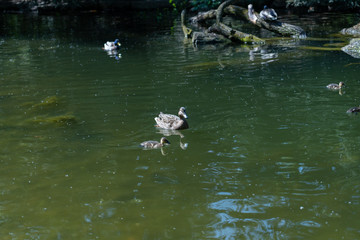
[342,38,360,58]
[341,23,360,36]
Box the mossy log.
[208,23,264,43]
[191,31,229,45]
[181,9,193,39]
[181,0,264,45]
[181,9,229,44]
[190,3,306,38]
[211,0,264,43]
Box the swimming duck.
[259,5,278,21]
[346,105,360,114]
[155,107,189,130]
[326,82,345,90]
[103,39,121,51]
[140,137,170,149]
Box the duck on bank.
[259,5,278,21]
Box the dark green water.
[1,11,360,239]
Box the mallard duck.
[155,107,189,130]
[259,5,278,21]
[140,137,170,149]
[103,39,121,51]
[326,82,345,90]
[346,105,360,114]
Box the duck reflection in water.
[156,128,189,150]
[249,46,278,62]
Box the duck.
[326,82,345,90]
[247,4,258,24]
[346,105,360,114]
[155,107,189,130]
[259,5,278,21]
[140,137,170,149]
[103,39,121,51]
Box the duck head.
[160,137,171,145]
[339,82,345,88]
[178,107,188,119]
[114,39,121,47]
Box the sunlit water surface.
[1,11,360,239]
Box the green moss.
[323,42,348,47]
[32,96,60,109]
[33,114,77,126]
[299,46,342,51]
[241,35,265,44]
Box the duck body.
[346,106,360,114]
[155,107,189,130]
[140,137,170,149]
[259,5,278,21]
[103,39,121,51]
[326,82,345,90]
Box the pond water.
[1,10,360,239]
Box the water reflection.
[104,49,122,60]
[156,128,189,150]
[1,11,360,239]
[249,46,279,62]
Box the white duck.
[103,39,121,51]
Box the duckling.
[155,107,189,130]
[103,39,121,51]
[346,105,360,114]
[326,82,345,90]
[140,137,170,149]
[259,5,278,21]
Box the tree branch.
[191,4,306,38]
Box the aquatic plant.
[32,114,77,126]
[32,96,60,109]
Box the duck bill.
[182,113,188,119]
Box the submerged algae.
[23,96,78,126]
[32,96,60,109]
[32,114,77,126]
